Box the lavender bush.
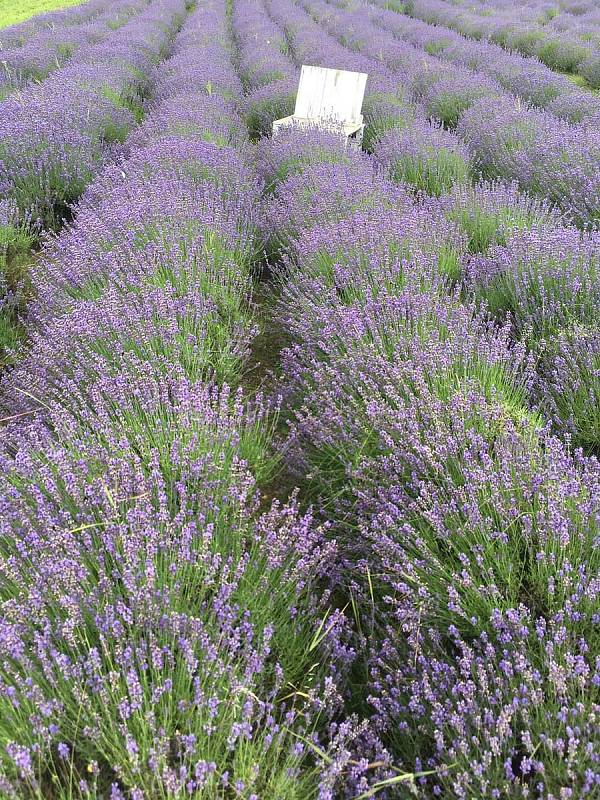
[467,225,600,339]
[0,200,32,367]
[0,378,347,798]
[375,121,471,197]
[31,162,260,322]
[361,415,599,797]
[441,180,561,255]
[280,287,537,510]
[283,200,464,290]
[0,0,188,231]
[264,155,409,258]
[536,326,600,454]
[256,126,361,190]
[578,53,600,87]
[0,0,148,96]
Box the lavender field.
[0,0,598,797]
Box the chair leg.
[347,127,364,149]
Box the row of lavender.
[399,0,600,87]
[234,0,599,795]
[262,0,600,456]
[0,1,381,796]
[0,0,191,371]
[1,0,132,41]
[367,0,600,120]
[0,0,147,98]
[270,130,600,795]
[0,0,188,233]
[299,0,600,226]
[457,0,600,37]
[265,110,600,799]
[260,0,600,449]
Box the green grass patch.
[0,0,85,29]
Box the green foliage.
[159,118,233,145]
[245,93,295,140]
[0,223,34,284]
[539,6,559,24]
[389,148,470,197]
[578,54,600,89]
[362,92,414,152]
[501,28,545,58]
[100,84,144,132]
[436,243,462,282]
[537,39,589,72]
[0,220,33,368]
[423,38,450,56]
[0,305,26,368]
[424,91,475,129]
[448,206,542,255]
[385,0,409,12]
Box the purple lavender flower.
[375,119,471,196]
[264,155,408,258]
[535,325,600,453]
[0,0,188,230]
[0,376,343,796]
[467,224,600,339]
[441,179,562,255]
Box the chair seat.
[272,115,364,137]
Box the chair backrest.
[293,65,368,123]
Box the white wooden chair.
[272,64,368,146]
